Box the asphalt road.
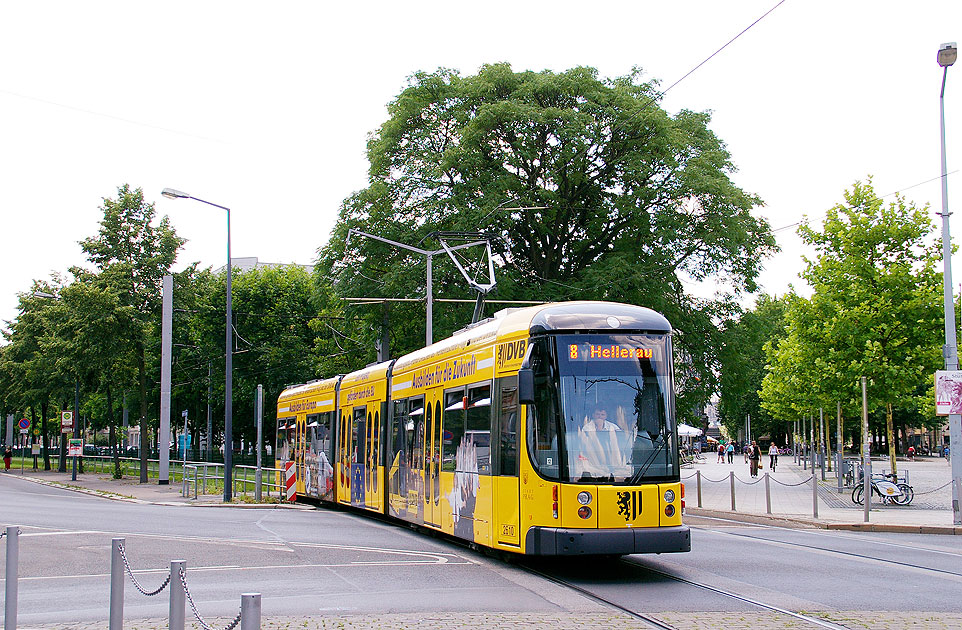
[2,475,962,628]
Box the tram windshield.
[527,334,676,483]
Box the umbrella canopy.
[677,423,703,437]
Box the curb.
[11,474,309,509]
[684,507,962,535]
[824,522,962,535]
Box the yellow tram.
[276,301,690,556]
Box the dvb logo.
[496,339,526,370]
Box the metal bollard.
[765,472,771,515]
[110,539,124,630]
[240,593,261,630]
[730,470,736,512]
[5,526,19,630]
[695,470,702,508]
[812,473,819,519]
[169,560,186,630]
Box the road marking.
[8,559,472,582]
[20,530,105,537]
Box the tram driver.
[575,404,629,477]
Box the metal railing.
[181,463,283,500]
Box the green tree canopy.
[718,294,786,441]
[761,179,944,467]
[73,184,185,481]
[317,64,776,422]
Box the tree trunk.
[885,402,896,476]
[836,402,843,458]
[58,399,67,472]
[138,344,149,483]
[106,384,120,478]
[41,399,50,471]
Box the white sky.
[2,1,960,328]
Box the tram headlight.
[577,491,592,505]
[578,506,592,519]
[665,504,675,517]
[663,489,675,503]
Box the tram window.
[306,414,320,454]
[443,389,465,472]
[466,383,491,475]
[409,397,424,471]
[316,412,332,458]
[497,377,519,476]
[353,407,367,465]
[277,417,294,463]
[526,338,560,479]
[391,399,407,466]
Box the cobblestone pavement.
[18,611,962,630]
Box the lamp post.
[161,188,234,502]
[937,42,961,526]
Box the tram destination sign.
[568,344,653,360]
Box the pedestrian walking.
[749,440,761,477]
[3,445,11,471]
[768,442,779,471]
[726,442,734,464]
[717,442,725,463]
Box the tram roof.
[525,301,672,335]
[279,302,672,398]
[278,375,340,402]
[392,301,671,372]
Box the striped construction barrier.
[285,461,296,502]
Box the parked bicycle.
[851,472,914,506]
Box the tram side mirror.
[518,368,535,405]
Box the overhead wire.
[768,170,961,235]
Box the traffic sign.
[68,439,82,457]
[18,418,30,430]
[61,411,73,434]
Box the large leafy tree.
[718,294,786,441]
[41,279,135,476]
[762,180,943,471]
[318,64,776,422]
[175,265,319,456]
[0,281,71,470]
[74,184,185,482]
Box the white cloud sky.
[1,1,960,327]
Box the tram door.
[294,416,306,495]
[495,376,521,546]
[350,406,367,507]
[337,409,352,505]
[423,391,442,526]
[363,405,383,511]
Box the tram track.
[519,556,849,630]
[689,517,962,579]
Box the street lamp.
[936,42,961,526]
[161,188,234,502]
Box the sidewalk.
[2,466,297,508]
[683,452,962,534]
[5,456,961,532]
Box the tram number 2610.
[501,524,516,537]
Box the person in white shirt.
[577,405,623,476]
[768,443,779,471]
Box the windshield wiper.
[625,436,669,485]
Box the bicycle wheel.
[895,484,914,506]
[852,484,863,505]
